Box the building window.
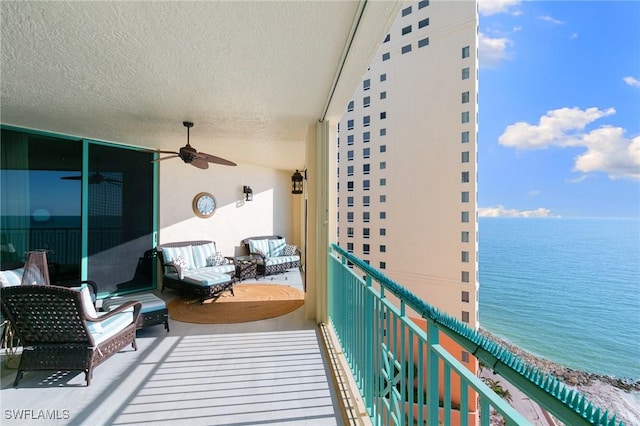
[461,311,470,323]
[347,150,354,160]
[380,145,386,153]
[363,79,370,90]
[363,96,370,107]
[363,244,370,254]
[347,181,354,191]
[380,73,387,82]
[347,243,353,252]
[461,211,469,223]
[418,0,429,9]
[380,228,386,236]
[418,37,429,48]
[462,112,470,123]
[380,212,386,219]
[462,46,470,58]
[380,245,386,253]
[363,195,370,206]
[347,134,354,145]
[363,116,370,127]
[462,67,470,80]
[461,191,469,202]
[347,101,354,112]
[402,6,412,16]
[363,147,371,158]
[462,171,469,183]
[347,196,354,207]
[462,291,470,303]
[461,351,470,363]
[363,179,370,190]
[382,52,390,61]
[380,194,386,202]
[380,91,387,100]
[380,261,386,269]
[418,18,429,28]
[380,111,387,119]
[380,161,386,169]
[380,128,386,136]
[363,228,370,238]
[384,34,390,43]
[461,231,469,242]
[402,25,412,35]
[347,119,354,130]
[347,212,354,222]
[461,271,470,283]
[380,178,386,186]
[462,91,470,103]
[363,131,370,142]
[347,165,354,176]
[462,131,470,143]
[401,44,412,54]
[462,151,470,163]
[347,227,354,237]
[461,251,469,262]
[363,164,370,174]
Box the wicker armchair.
[0,285,141,386]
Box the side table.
[233,255,259,281]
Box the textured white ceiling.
[1,1,400,171]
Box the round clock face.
[193,192,216,218]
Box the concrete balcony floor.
[1,271,346,426]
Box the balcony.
[1,250,622,426]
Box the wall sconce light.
[243,185,253,201]
[291,170,304,194]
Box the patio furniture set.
[0,236,301,387]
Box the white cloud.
[498,107,640,180]
[478,0,521,16]
[538,15,565,25]
[478,205,555,217]
[479,33,512,68]
[570,33,578,39]
[623,76,640,88]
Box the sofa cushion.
[248,239,270,257]
[181,270,232,287]
[263,255,301,266]
[73,284,102,333]
[102,292,166,315]
[268,239,286,257]
[191,242,217,269]
[0,268,23,288]
[162,246,195,271]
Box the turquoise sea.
[478,217,640,380]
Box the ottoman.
[102,292,169,331]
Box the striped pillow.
[268,239,286,257]
[162,246,195,271]
[191,243,217,269]
[248,239,270,257]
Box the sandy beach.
[479,329,640,425]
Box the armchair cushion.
[161,246,195,271]
[0,268,24,288]
[191,242,218,269]
[268,239,286,257]
[89,311,134,345]
[248,239,270,257]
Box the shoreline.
[479,328,640,425]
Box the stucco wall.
[158,159,299,257]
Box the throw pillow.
[73,284,102,333]
[268,239,286,257]
[283,244,297,256]
[254,248,267,258]
[206,252,226,266]
[171,256,188,279]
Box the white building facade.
[337,0,479,338]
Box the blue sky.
[478,0,640,218]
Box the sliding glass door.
[0,127,156,295]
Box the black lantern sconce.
[291,170,304,194]
[243,186,253,201]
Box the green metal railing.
[328,244,623,426]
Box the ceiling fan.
[155,121,237,169]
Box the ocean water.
[478,217,640,380]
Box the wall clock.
[192,192,217,218]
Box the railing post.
[426,319,439,426]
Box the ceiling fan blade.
[156,150,180,155]
[152,155,180,162]
[190,158,209,169]
[197,152,237,166]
